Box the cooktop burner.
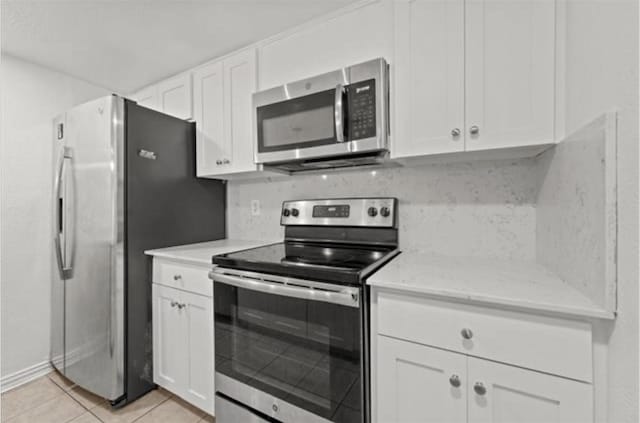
[212,242,396,285]
[212,198,400,285]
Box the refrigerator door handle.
[54,147,73,279]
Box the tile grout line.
[129,393,173,423]
[3,384,71,423]
[61,388,100,422]
[47,372,71,390]
[85,405,107,423]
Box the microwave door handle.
[334,84,345,142]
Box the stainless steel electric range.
[209,198,399,423]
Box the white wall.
[0,54,110,381]
[562,1,639,421]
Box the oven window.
[215,282,362,423]
[257,89,339,153]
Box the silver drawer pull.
[474,382,487,396]
[461,328,473,340]
[173,274,182,281]
[449,374,461,388]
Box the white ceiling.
[1,0,358,93]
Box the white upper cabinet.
[258,0,394,89]
[464,0,555,151]
[393,0,465,158]
[156,73,193,120]
[393,0,556,159]
[223,48,258,174]
[193,61,227,177]
[132,72,193,120]
[194,48,260,178]
[131,85,159,111]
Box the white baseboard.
[1,360,53,393]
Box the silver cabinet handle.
[474,382,487,396]
[178,303,186,309]
[451,128,461,137]
[334,84,345,142]
[449,374,461,388]
[216,159,222,165]
[469,125,480,135]
[173,274,182,281]
[461,328,473,340]
[170,300,178,308]
[223,159,230,164]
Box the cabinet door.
[223,48,258,174]
[152,284,187,394]
[465,0,555,150]
[392,0,465,158]
[193,60,228,177]
[157,73,193,120]
[132,86,159,111]
[258,0,393,89]
[376,335,467,423]
[467,357,593,423]
[183,291,214,415]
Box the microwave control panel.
[347,79,377,140]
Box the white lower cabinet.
[153,284,187,393]
[467,356,592,423]
[377,336,467,423]
[152,281,214,415]
[373,290,594,423]
[376,335,592,423]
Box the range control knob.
[380,207,391,217]
[291,208,300,217]
[367,207,378,217]
[282,209,291,217]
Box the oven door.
[213,270,363,423]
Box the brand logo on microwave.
[356,85,371,93]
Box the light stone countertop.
[368,251,615,320]
[145,239,278,266]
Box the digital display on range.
[312,205,350,218]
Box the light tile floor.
[1,372,214,423]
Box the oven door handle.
[211,271,360,308]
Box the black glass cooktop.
[212,242,398,285]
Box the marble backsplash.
[536,113,618,311]
[227,158,540,260]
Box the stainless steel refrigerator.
[51,95,225,406]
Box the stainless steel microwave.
[253,58,389,172]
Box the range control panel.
[281,198,396,227]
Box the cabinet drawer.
[152,258,213,297]
[375,290,592,382]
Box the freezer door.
[62,95,125,401]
